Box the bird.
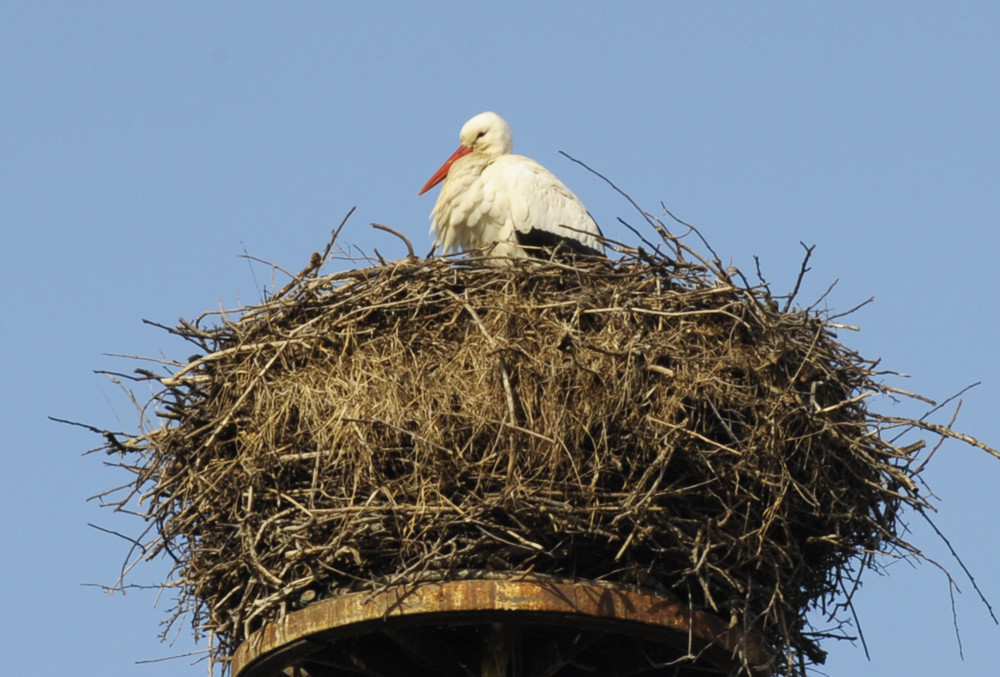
[418,112,604,261]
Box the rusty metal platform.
[232,579,770,676]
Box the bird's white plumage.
[421,112,603,260]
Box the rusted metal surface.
[232,578,771,676]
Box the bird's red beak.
[419,145,473,195]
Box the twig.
[371,222,416,259]
[920,508,998,624]
[320,206,357,266]
[783,243,815,313]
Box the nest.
[95,225,997,676]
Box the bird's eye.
[476,131,486,140]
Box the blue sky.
[2,3,998,675]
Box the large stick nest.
[96,226,997,676]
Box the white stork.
[418,112,604,260]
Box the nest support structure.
[96,233,998,677]
[231,578,771,677]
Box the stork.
[419,112,604,261]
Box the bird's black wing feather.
[515,227,604,259]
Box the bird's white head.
[419,112,514,195]
[459,111,513,157]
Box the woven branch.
[92,236,996,676]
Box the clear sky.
[2,3,998,675]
